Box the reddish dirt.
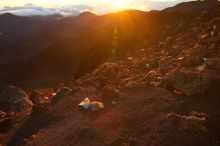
[4,82,220,146]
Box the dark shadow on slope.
[7,111,60,146]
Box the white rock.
[78,98,91,110]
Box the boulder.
[101,85,120,104]
[165,68,211,96]
[0,86,33,112]
[92,63,120,86]
[90,101,104,111]
[51,87,72,104]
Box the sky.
[0,0,192,16]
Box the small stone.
[200,34,208,39]
[177,57,184,61]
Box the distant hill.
[0,0,219,88]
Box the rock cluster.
[78,98,104,112]
[167,111,209,133]
[122,8,220,96]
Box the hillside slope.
[0,1,220,146]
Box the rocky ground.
[1,1,220,146]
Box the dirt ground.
[1,81,219,146]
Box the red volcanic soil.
[2,81,220,146]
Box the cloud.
[0,4,94,16]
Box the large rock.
[167,112,208,133]
[0,86,33,112]
[92,63,120,87]
[165,68,211,96]
[51,87,72,104]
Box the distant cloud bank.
[0,0,192,16]
[0,4,94,16]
